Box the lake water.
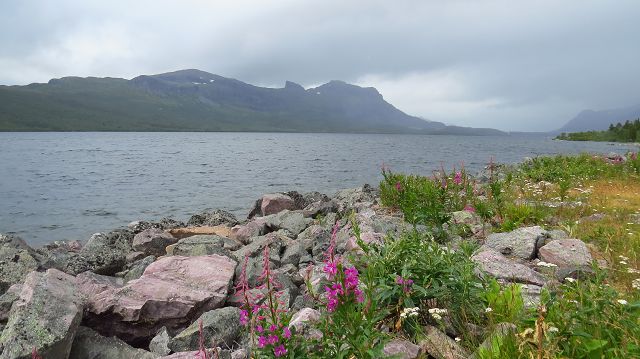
[0,132,632,246]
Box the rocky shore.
[0,183,596,359]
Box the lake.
[0,132,632,246]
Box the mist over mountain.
[555,104,640,133]
[0,69,503,135]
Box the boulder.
[133,228,178,256]
[419,325,468,359]
[265,210,313,237]
[289,307,321,333]
[233,232,286,261]
[42,230,133,276]
[149,327,171,356]
[345,232,384,253]
[168,225,233,239]
[485,226,546,260]
[0,269,83,359]
[169,307,241,352]
[160,350,231,359]
[229,219,268,244]
[332,184,378,213]
[472,248,546,286]
[302,200,338,218]
[82,255,237,343]
[538,239,592,269]
[0,234,39,295]
[166,235,234,258]
[0,284,21,324]
[383,339,421,359]
[69,326,158,359]
[260,193,296,216]
[188,209,239,227]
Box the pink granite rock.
[260,193,296,216]
[82,255,237,343]
[472,248,546,286]
[132,228,178,256]
[229,218,267,244]
[345,232,384,253]
[383,339,421,359]
[538,238,592,268]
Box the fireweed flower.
[395,181,403,191]
[463,205,475,212]
[274,344,288,357]
[258,336,268,348]
[454,171,463,185]
[239,309,249,326]
[283,327,292,339]
[396,276,414,293]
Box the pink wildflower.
[268,334,279,345]
[283,327,292,339]
[258,336,268,348]
[239,309,249,326]
[464,205,476,213]
[274,344,288,357]
[454,171,463,185]
[196,320,210,359]
[256,324,264,333]
[269,324,277,332]
[32,348,42,359]
[344,266,359,289]
[395,181,402,191]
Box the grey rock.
[69,326,158,359]
[281,241,305,267]
[520,284,543,309]
[133,228,178,256]
[0,269,83,359]
[332,184,378,214]
[167,235,234,258]
[43,230,134,276]
[383,339,421,359]
[472,248,546,286]
[485,226,546,260]
[169,307,241,352]
[123,255,156,283]
[0,234,39,295]
[265,210,313,237]
[188,209,239,227]
[0,284,21,324]
[232,232,286,261]
[289,307,321,334]
[302,200,338,218]
[149,327,172,356]
[420,325,468,359]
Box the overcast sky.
[1,0,638,131]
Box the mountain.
[555,103,640,133]
[0,69,503,134]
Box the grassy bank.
[234,153,640,359]
[556,119,640,142]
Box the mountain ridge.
[0,69,503,135]
[554,103,640,133]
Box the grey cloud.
[0,0,639,131]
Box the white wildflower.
[564,277,576,283]
[620,261,628,265]
[485,307,493,313]
[628,268,640,274]
[632,279,640,290]
[537,261,558,268]
[617,299,628,305]
[548,326,559,333]
[431,313,442,320]
[619,255,630,261]
[454,337,462,342]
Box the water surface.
[0,132,631,246]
